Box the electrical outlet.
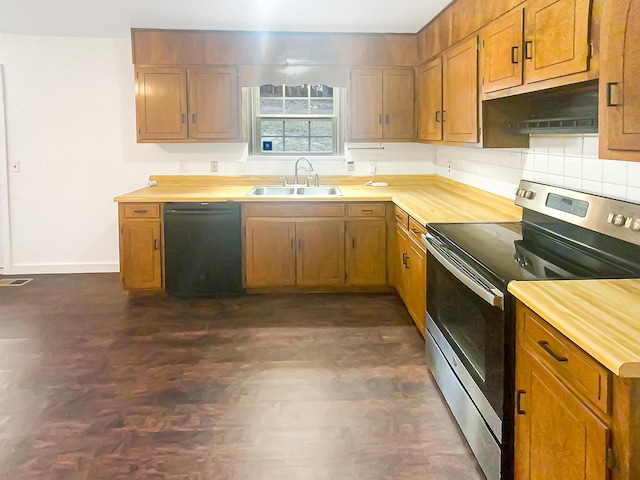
[238,163,246,173]
[347,162,354,172]
[10,161,20,173]
[210,161,218,173]
[179,161,188,173]
[447,162,452,174]
[368,160,377,174]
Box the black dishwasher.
[164,202,242,298]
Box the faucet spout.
[294,157,314,185]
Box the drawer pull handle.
[516,390,526,414]
[411,228,421,234]
[538,340,568,362]
[395,215,403,220]
[134,210,148,214]
[361,209,374,213]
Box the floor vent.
[0,278,33,287]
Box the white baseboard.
[8,262,119,275]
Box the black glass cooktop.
[426,221,640,287]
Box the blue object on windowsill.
[263,141,273,151]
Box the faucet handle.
[314,173,320,187]
[279,176,289,186]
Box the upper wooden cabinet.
[481,8,525,93]
[417,58,444,141]
[135,66,240,143]
[443,36,479,143]
[599,0,640,161]
[349,68,415,141]
[523,0,591,84]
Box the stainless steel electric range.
[422,180,640,480]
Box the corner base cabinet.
[118,203,163,291]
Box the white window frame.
[249,85,344,157]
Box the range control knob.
[633,219,640,231]
[613,214,627,226]
[525,191,536,200]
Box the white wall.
[0,66,7,271]
[436,135,640,203]
[0,33,436,274]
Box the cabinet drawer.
[521,306,610,414]
[408,217,427,250]
[394,206,409,229]
[122,203,160,218]
[244,203,345,217]
[348,203,386,217]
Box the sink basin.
[296,186,342,196]
[246,186,296,196]
[246,185,342,197]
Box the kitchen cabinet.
[599,0,640,161]
[349,68,415,141]
[514,302,616,480]
[118,203,163,291]
[135,66,240,143]
[395,225,410,304]
[443,36,479,143]
[417,58,444,141]
[346,219,387,286]
[245,219,297,287]
[296,219,345,287]
[480,0,591,95]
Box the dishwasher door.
[164,202,242,297]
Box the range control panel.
[515,180,640,246]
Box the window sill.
[246,155,346,162]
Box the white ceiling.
[0,0,451,38]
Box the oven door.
[423,233,506,424]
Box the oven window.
[427,252,505,414]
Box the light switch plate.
[179,161,188,173]
[210,161,218,173]
[10,161,20,173]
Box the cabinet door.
[515,345,609,480]
[523,0,591,84]
[407,242,427,337]
[346,220,387,286]
[443,36,479,143]
[382,69,415,140]
[481,8,524,93]
[296,219,345,287]
[600,0,640,154]
[417,58,444,141]
[187,67,240,140]
[349,69,383,140]
[120,219,162,290]
[395,226,410,305]
[135,67,188,141]
[245,219,296,287]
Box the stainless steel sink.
[246,185,342,197]
[296,186,342,196]
[246,186,296,196]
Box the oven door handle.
[422,233,505,310]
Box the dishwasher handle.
[422,233,504,310]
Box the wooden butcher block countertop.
[509,280,640,378]
[114,175,523,225]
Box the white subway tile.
[582,135,599,158]
[628,162,640,188]
[530,136,549,152]
[523,169,535,181]
[564,156,583,178]
[547,156,565,176]
[547,137,565,156]
[509,168,523,184]
[582,179,603,194]
[564,136,583,156]
[548,174,564,187]
[533,172,550,183]
[626,186,640,203]
[602,160,629,186]
[564,177,582,189]
[582,157,603,181]
[602,183,627,199]
[534,153,549,172]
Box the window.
[250,84,342,156]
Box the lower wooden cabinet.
[346,219,387,286]
[296,219,345,287]
[118,203,163,291]
[514,302,640,480]
[245,218,297,287]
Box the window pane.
[261,120,284,136]
[310,120,333,136]
[310,99,334,114]
[262,137,283,152]
[284,120,309,136]
[310,85,333,98]
[310,137,334,152]
[260,85,283,98]
[260,98,284,114]
[285,137,310,152]
[284,99,309,114]
[285,85,309,98]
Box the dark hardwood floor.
[0,274,483,479]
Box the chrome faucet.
[294,157,314,185]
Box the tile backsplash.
[436,135,640,203]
